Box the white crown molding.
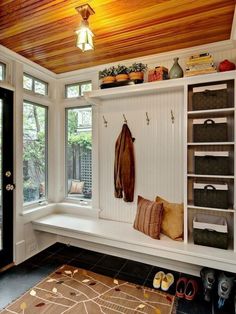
[57,39,235,79]
[0,44,57,79]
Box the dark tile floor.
[0,243,235,313]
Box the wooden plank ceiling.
[0,0,235,74]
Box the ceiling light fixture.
[75,3,95,52]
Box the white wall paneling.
[99,90,184,222]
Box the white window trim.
[65,81,92,99]
[22,100,49,209]
[64,105,93,207]
[23,73,49,97]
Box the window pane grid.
[0,63,6,81]
[23,101,48,204]
[65,81,92,98]
[66,107,92,200]
[23,73,48,96]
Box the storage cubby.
[187,79,235,251]
[187,113,234,143]
[187,208,234,250]
[187,177,234,210]
[187,144,234,176]
[187,80,234,112]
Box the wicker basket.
[193,214,228,249]
[193,118,228,142]
[192,87,228,111]
[194,151,230,175]
[193,183,228,209]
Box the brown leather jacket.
[114,123,135,202]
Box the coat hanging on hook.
[114,123,135,202]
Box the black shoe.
[217,272,234,309]
[200,267,216,302]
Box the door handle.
[5,171,11,177]
[6,184,15,191]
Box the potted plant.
[128,62,148,81]
[114,64,129,82]
[99,66,116,84]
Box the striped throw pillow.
[133,195,163,239]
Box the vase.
[116,74,129,82]
[102,76,116,84]
[169,57,183,79]
[129,72,144,81]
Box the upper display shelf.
[84,70,236,103]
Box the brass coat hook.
[171,110,175,124]
[103,115,108,127]
[123,114,128,124]
[146,112,150,125]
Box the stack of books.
[185,53,217,77]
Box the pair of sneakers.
[176,277,198,300]
[153,271,174,291]
[201,267,235,309]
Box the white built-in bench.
[32,213,236,275]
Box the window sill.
[55,201,100,218]
[21,203,55,216]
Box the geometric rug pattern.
[0,265,175,314]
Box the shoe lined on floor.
[185,279,198,301]
[153,271,165,289]
[161,273,174,291]
[217,271,235,309]
[176,277,188,298]
[200,267,216,302]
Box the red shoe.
[176,277,188,298]
[185,279,198,301]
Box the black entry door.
[0,87,13,269]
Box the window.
[65,81,92,98]
[0,63,6,81]
[23,73,48,95]
[23,101,48,204]
[66,107,92,200]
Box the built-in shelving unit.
[86,70,236,269]
[186,77,236,254]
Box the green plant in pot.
[114,64,129,82]
[99,66,116,84]
[128,62,148,81]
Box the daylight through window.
[23,101,48,204]
[66,107,92,200]
[65,81,92,98]
[23,73,48,96]
[0,63,6,81]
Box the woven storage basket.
[193,214,228,249]
[193,183,228,209]
[193,118,228,142]
[192,87,228,111]
[194,151,230,175]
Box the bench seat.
[32,213,236,274]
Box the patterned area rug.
[0,265,176,313]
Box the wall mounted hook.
[171,110,175,124]
[146,112,150,125]
[123,114,128,124]
[103,115,108,127]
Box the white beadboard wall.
[99,90,184,223]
